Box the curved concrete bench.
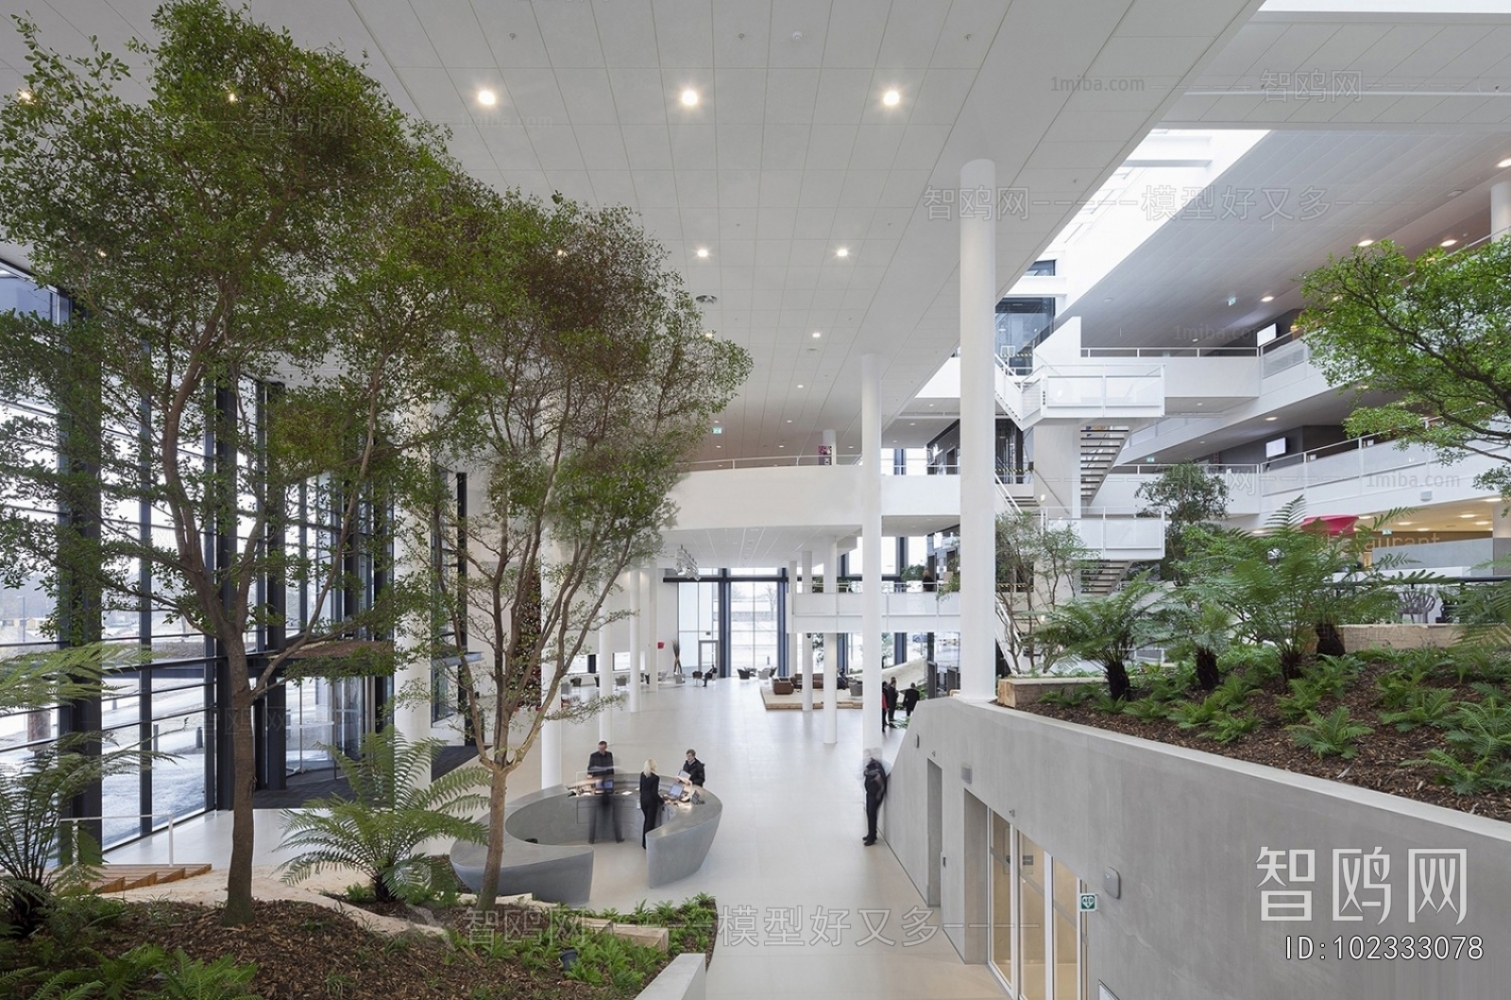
[647,786,721,888]
[450,777,722,900]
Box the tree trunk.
[1105,659,1132,701]
[1194,647,1220,692]
[223,674,258,926]
[1279,647,1305,684]
[475,764,509,914]
[1314,622,1345,659]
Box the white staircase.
[1080,426,1131,504]
[1081,559,1134,595]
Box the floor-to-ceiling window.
[678,579,718,676]
[988,809,1091,999]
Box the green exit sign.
[1078,893,1098,912]
[711,426,723,435]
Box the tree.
[1036,575,1161,701]
[1135,462,1230,581]
[1299,237,1511,495]
[0,1,470,924]
[994,510,1092,674]
[1182,500,1426,682]
[277,725,489,904]
[413,192,751,914]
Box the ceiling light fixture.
[1398,521,1414,526]
[1499,157,1511,169]
[17,89,33,103]
[1261,295,1274,302]
[226,91,238,104]
[696,247,710,258]
[796,384,804,389]
[1440,238,1457,247]
[835,247,850,258]
[477,89,497,107]
[681,88,699,107]
[883,89,901,107]
[1356,239,1374,247]
[811,331,821,338]
[1265,416,1278,421]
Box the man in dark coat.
[862,756,888,846]
[902,682,921,721]
[587,740,622,843]
[883,679,899,729]
[682,749,706,787]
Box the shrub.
[1408,750,1511,796]
[1379,689,1457,732]
[1206,710,1263,745]
[1288,707,1373,759]
[1167,698,1224,731]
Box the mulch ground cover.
[1023,660,1511,823]
[59,899,613,1000]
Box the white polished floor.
[106,677,1003,1000]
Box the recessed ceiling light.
[883,89,901,107]
[796,384,804,389]
[1476,520,1491,526]
[779,444,785,448]
[681,89,699,107]
[786,419,792,423]
[811,331,821,338]
[1459,513,1476,519]
[226,91,238,104]
[1261,295,1274,303]
[696,247,709,258]
[1440,238,1457,248]
[17,89,33,103]
[835,247,850,258]
[715,444,722,449]
[477,89,497,107]
[1356,239,1374,247]
[1499,157,1511,169]
[1398,521,1414,526]
[1265,416,1278,421]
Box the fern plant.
[1378,688,1457,732]
[1122,698,1173,723]
[1407,750,1511,796]
[278,725,489,903]
[1206,710,1263,744]
[1167,698,1223,731]
[1442,700,1511,761]
[1287,707,1373,759]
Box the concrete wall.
[635,953,706,1000]
[888,697,1511,999]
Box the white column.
[823,537,840,745]
[959,157,998,701]
[861,354,884,747]
[646,568,659,692]
[597,621,612,743]
[392,504,432,788]
[627,569,642,713]
[1493,180,1511,241]
[538,539,564,789]
[539,686,561,788]
[801,549,815,712]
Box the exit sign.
[711,426,723,435]
[1078,893,1098,912]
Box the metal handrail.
[1081,347,1260,358]
[64,811,180,864]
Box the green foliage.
[1168,698,1224,731]
[277,725,488,904]
[1139,662,1196,703]
[1036,575,1162,700]
[994,511,1093,673]
[1379,688,1458,732]
[1208,671,1262,712]
[1442,699,1511,761]
[1300,238,1511,496]
[1135,463,1230,580]
[476,910,663,994]
[1408,750,1511,796]
[1288,707,1374,759]
[0,647,167,938]
[1206,710,1263,745]
[1036,686,1096,709]
[1376,662,1436,710]
[1122,697,1174,723]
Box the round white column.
[597,621,612,743]
[823,537,840,745]
[1492,179,1511,241]
[646,567,659,693]
[959,157,998,701]
[801,549,815,713]
[627,569,642,713]
[861,354,884,747]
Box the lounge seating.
[771,678,795,695]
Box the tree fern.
[1287,707,1373,759]
[277,725,488,903]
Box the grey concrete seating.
[647,786,722,888]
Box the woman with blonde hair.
[640,758,663,848]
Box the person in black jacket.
[862,755,888,846]
[639,759,663,848]
[902,682,921,721]
[587,741,622,844]
[883,679,899,729]
[682,749,706,787]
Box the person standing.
[639,759,663,848]
[883,679,899,729]
[587,740,622,844]
[902,681,920,722]
[682,749,706,787]
[862,755,888,846]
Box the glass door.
[989,811,1015,993]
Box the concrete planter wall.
[1339,623,1464,651]
[635,953,706,1000]
[887,698,1511,1000]
[995,674,1103,708]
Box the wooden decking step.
[72,863,213,894]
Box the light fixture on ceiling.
[811,331,821,338]
[1226,295,1237,306]
[1477,520,1491,526]
[695,294,717,304]
[786,419,792,423]
[1499,157,1511,169]
[681,88,699,107]
[17,89,33,103]
[1447,189,1464,198]
[796,384,804,389]
[1460,513,1476,519]
[1356,239,1374,247]
[835,247,850,258]
[1265,416,1278,421]
[883,89,901,107]
[1398,521,1414,526]
[1261,295,1274,303]
[696,247,710,258]
[477,89,497,107]
[226,91,238,104]
[1441,238,1457,248]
